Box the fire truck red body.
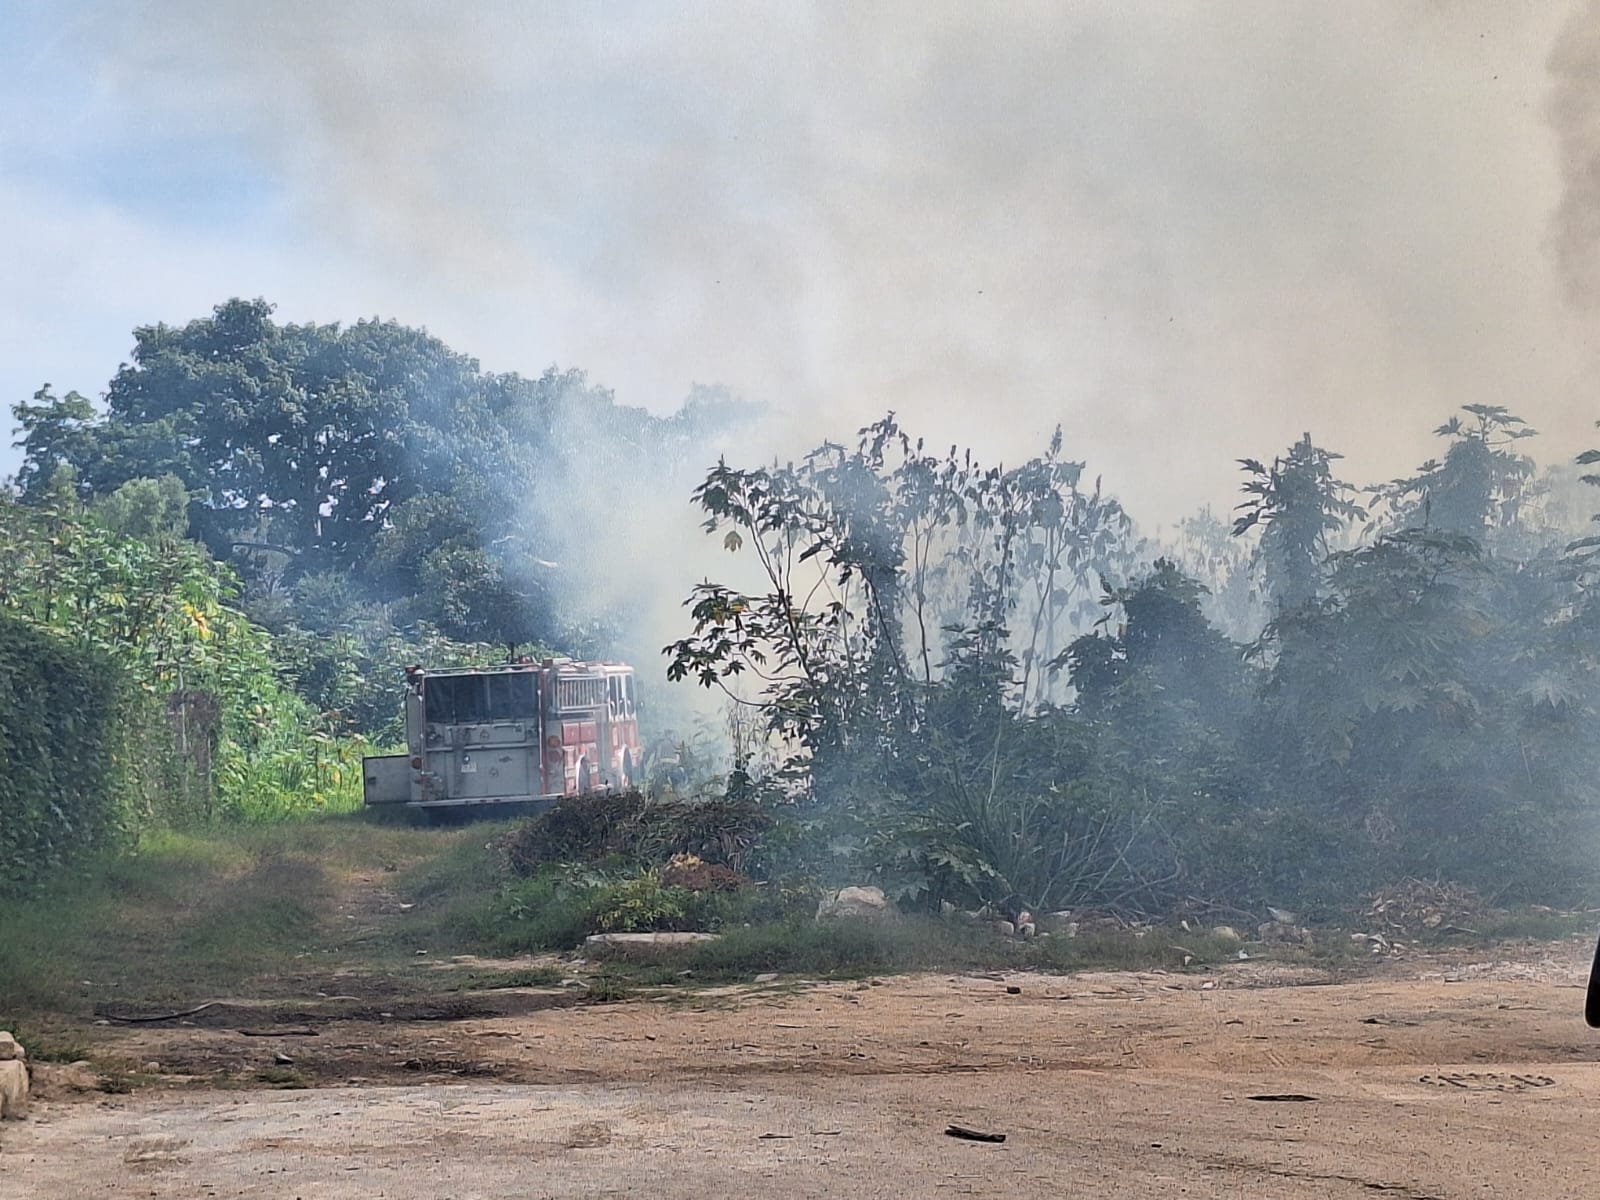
[362,659,640,815]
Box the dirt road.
[5,942,1599,1197]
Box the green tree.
[666,417,1146,904]
[13,299,762,671]
[1233,433,1364,613]
[1255,529,1600,903]
[1384,405,1537,537]
[90,475,191,542]
[11,386,99,499]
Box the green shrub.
[0,612,160,892]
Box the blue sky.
[2,1,1597,522]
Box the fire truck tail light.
[410,756,424,770]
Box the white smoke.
[1549,0,1600,310]
[10,1,1600,695]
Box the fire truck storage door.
[363,754,411,805]
[448,739,533,800]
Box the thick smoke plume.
[35,0,1592,528]
[1549,0,1600,309]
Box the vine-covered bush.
[0,613,156,891]
[0,497,366,855]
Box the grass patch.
[446,966,565,991]
[4,806,1586,1027]
[1466,908,1594,942]
[0,813,498,1015]
[0,1021,90,1063]
[254,1066,309,1088]
[586,918,1256,984]
[581,977,636,1003]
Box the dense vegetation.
[7,297,1600,928]
[668,408,1600,917]
[0,494,368,887]
[14,298,756,677]
[0,611,148,888]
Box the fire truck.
[362,659,640,817]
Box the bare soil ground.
[5,939,1599,1198]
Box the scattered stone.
[272,1053,295,1066]
[815,886,895,922]
[141,1061,161,1074]
[1210,926,1242,942]
[753,972,779,984]
[1017,922,1037,938]
[1005,985,1022,995]
[990,920,1016,938]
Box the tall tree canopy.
[13,299,756,653]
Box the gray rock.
[0,1059,29,1119]
[815,886,894,921]
[584,931,719,946]
[1209,925,1243,942]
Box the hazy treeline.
[9,297,1600,920]
[670,409,1600,916]
[13,298,757,739]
